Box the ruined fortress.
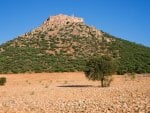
[43,14,84,27]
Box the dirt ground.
[0,72,150,113]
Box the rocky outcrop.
[40,14,84,30]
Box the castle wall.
[44,14,84,27]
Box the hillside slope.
[0,14,150,74]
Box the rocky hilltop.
[42,14,84,28]
[0,14,150,74]
[34,14,103,39]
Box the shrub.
[128,72,136,80]
[0,77,6,85]
[103,76,113,87]
[84,56,116,87]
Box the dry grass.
[0,72,149,113]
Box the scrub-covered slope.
[0,14,150,74]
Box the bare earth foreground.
[0,72,149,113]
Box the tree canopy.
[84,56,116,87]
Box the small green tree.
[0,77,6,86]
[84,56,116,87]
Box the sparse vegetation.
[0,77,6,86]
[64,80,68,84]
[128,72,136,80]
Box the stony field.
[0,72,149,113]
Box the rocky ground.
[0,72,149,113]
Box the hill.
[0,14,150,74]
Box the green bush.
[84,56,116,87]
[0,77,6,85]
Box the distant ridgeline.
[0,14,150,74]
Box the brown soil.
[0,72,149,113]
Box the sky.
[0,0,150,47]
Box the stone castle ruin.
[43,14,84,27]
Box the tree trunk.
[101,79,104,87]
